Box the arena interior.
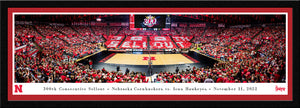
[14,14,286,83]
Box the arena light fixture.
[96,18,101,22]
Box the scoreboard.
[130,14,171,30]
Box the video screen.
[130,14,170,30]
[134,15,166,28]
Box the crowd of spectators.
[138,30,159,36]
[16,25,102,83]
[189,26,286,83]
[118,27,137,36]
[159,29,177,36]
[15,24,286,83]
[15,25,39,59]
[35,25,63,37]
[153,56,284,83]
[91,26,107,36]
[174,27,188,36]
[52,26,85,45]
[197,27,257,61]
[15,25,41,47]
[54,26,103,57]
[193,28,223,44]
[189,27,205,37]
[35,25,92,57]
[109,27,122,36]
[72,26,104,43]
[72,26,93,37]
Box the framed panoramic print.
[1,0,299,108]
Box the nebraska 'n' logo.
[143,15,157,27]
[275,85,286,92]
[14,85,23,93]
[143,57,156,60]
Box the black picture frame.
[1,0,299,108]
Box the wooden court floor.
[105,54,194,65]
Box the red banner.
[176,42,192,48]
[150,41,176,49]
[125,36,147,41]
[150,36,172,41]
[172,36,192,42]
[105,40,121,48]
[119,36,147,49]
[106,36,125,41]
[104,36,125,48]
[149,36,176,49]
[172,36,192,48]
[120,41,147,49]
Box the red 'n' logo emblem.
[143,57,156,60]
[14,85,23,93]
[275,85,286,92]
